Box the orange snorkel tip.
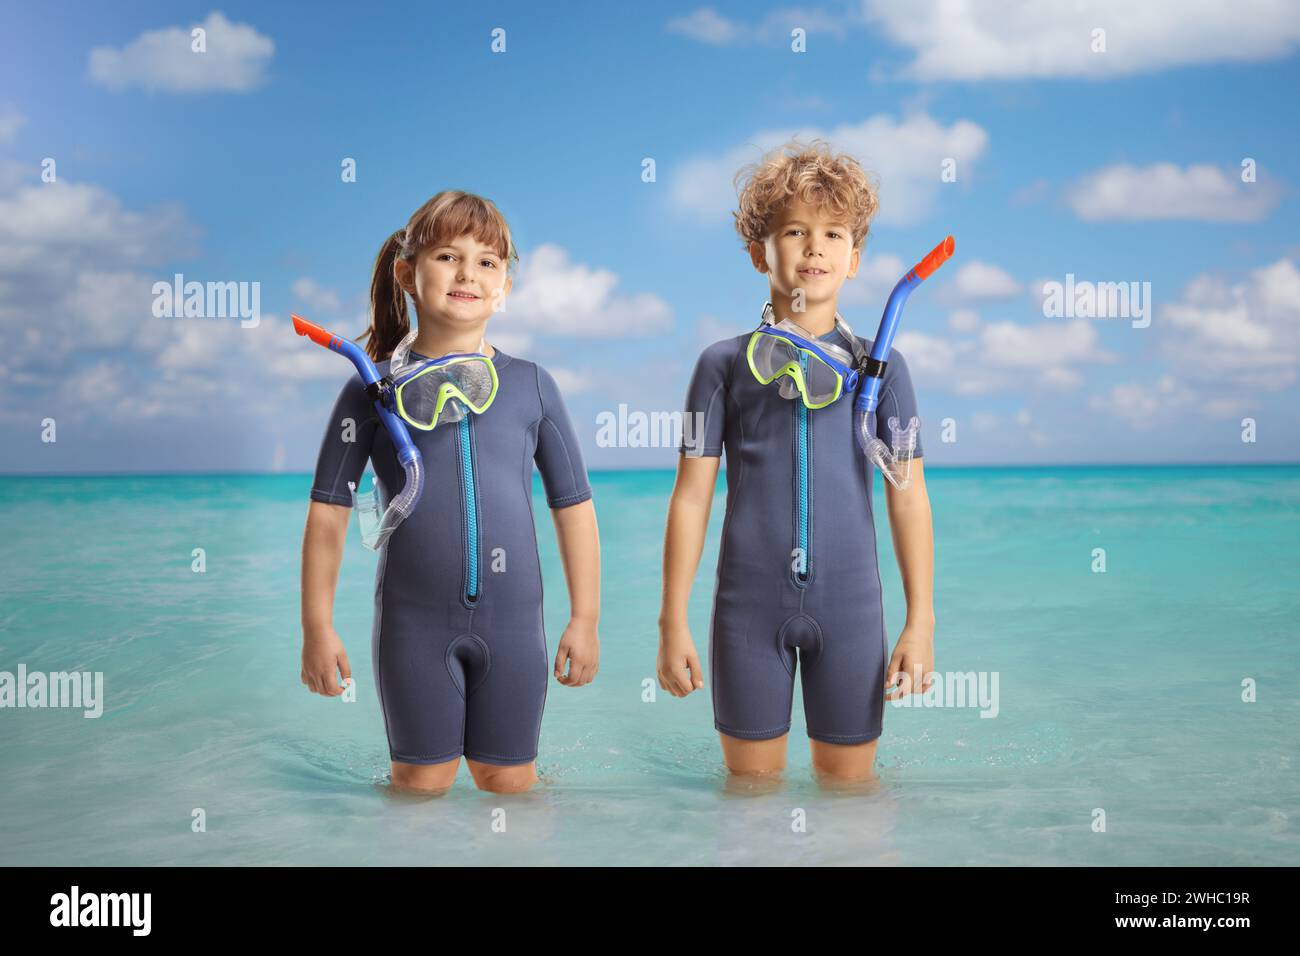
[913,235,955,281]
[291,312,334,348]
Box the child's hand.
[554,618,599,687]
[657,622,704,697]
[301,626,352,697]
[885,622,935,701]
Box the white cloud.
[62,270,163,348]
[670,112,988,229]
[949,261,1022,301]
[1066,162,1282,223]
[500,243,673,337]
[666,7,741,44]
[1160,257,1300,390]
[1088,376,1196,428]
[291,277,342,315]
[895,318,1114,395]
[89,11,274,94]
[862,0,1300,81]
[0,178,200,377]
[0,181,196,274]
[948,308,979,331]
[666,6,850,45]
[547,366,604,396]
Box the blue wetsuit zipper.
[796,353,810,583]
[458,416,479,600]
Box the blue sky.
[2,0,1298,473]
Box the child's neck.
[411,321,494,359]
[770,290,838,337]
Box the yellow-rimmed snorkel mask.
[746,303,864,409]
[388,329,499,431]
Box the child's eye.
[437,253,455,262]
[480,260,497,269]
[787,228,804,237]
[827,231,842,240]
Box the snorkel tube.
[292,313,424,550]
[853,235,955,490]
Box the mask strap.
[833,313,870,371]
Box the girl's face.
[396,233,512,330]
[752,198,860,308]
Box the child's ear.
[847,246,861,279]
[393,256,414,295]
[748,240,769,274]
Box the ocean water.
[0,466,1296,866]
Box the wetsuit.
[680,326,923,744]
[311,348,592,766]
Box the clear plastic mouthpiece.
[856,412,919,490]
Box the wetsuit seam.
[374,546,394,759]
[538,414,584,499]
[319,405,377,502]
[807,728,881,744]
[310,489,352,506]
[683,380,725,455]
[391,746,464,764]
[715,721,792,740]
[463,749,538,765]
[548,489,592,507]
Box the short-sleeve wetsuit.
[311,348,592,766]
[680,325,923,744]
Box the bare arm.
[882,457,936,698]
[656,454,720,696]
[550,498,601,686]
[300,500,352,697]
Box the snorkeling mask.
[388,329,499,431]
[745,303,863,409]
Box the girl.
[300,191,601,795]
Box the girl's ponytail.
[363,229,410,361]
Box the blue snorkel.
[293,313,425,550]
[853,235,954,489]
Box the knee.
[390,759,458,795]
[469,761,537,793]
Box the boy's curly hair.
[732,138,880,251]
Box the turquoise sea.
[0,466,1296,866]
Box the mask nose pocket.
[445,633,491,699]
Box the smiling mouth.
[798,268,830,277]
[447,291,479,301]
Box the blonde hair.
[363,190,519,360]
[732,138,880,251]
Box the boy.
[657,140,935,782]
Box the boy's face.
[396,234,512,328]
[750,198,860,311]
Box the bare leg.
[809,737,880,785]
[719,732,788,778]
[389,757,460,795]
[467,759,538,794]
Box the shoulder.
[499,353,566,412]
[695,333,748,375]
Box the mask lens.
[395,356,497,430]
[748,329,846,407]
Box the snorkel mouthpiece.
[853,236,954,489]
[293,313,424,550]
